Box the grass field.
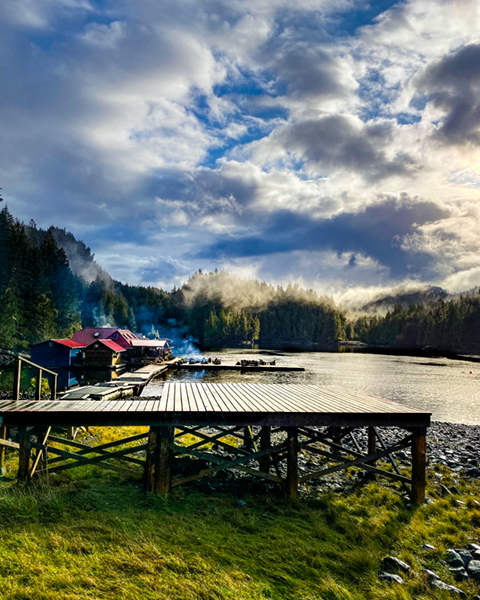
[0,427,479,600]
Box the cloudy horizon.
[2,0,480,300]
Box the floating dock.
[59,362,171,401]
[177,363,305,372]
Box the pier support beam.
[145,426,173,495]
[17,428,32,483]
[411,428,426,504]
[0,427,7,476]
[286,428,299,500]
[259,426,271,473]
[243,427,254,450]
[367,426,376,464]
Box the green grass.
[0,432,479,599]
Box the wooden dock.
[177,363,305,372]
[59,362,168,401]
[0,383,430,503]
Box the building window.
[112,333,118,340]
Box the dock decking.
[0,383,430,502]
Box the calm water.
[143,349,480,425]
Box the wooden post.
[144,426,158,492]
[259,426,271,473]
[13,359,21,401]
[286,427,299,500]
[35,368,42,399]
[51,375,57,400]
[243,427,254,450]
[0,426,6,475]
[17,428,32,483]
[154,426,173,496]
[367,427,376,463]
[411,428,427,504]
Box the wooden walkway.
[0,383,430,502]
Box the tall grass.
[0,429,478,599]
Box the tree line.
[1,206,479,354]
[0,208,347,351]
[353,294,480,355]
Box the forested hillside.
[0,207,347,351]
[354,293,480,355]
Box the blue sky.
[2,0,480,306]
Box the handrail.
[13,357,58,401]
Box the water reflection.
[142,350,480,425]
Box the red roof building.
[51,339,85,349]
[71,328,138,349]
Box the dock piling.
[411,428,427,504]
[286,428,299,500]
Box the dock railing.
[12,356,58,401]
[0,357,59,474]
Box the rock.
[473,550,480,560]
[456,550,472,567]
[440,484,453,496]
[446,550,465,569]
[379,572,404,585]
[467,559,480,582]
[424,568,440,579]
[233,499,247,509]
[466,467,480,478]
[423,543,437,551]
[431,579,467,598]
[449,567,468,581]
[467,543,480,552]
[381,556,410,574]
[451,486,460,495]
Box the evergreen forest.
[1,205,480,355]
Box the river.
[142,349,480,425]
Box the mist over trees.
[1,207,480,355]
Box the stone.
[467,559,480,582]
[467,543,480,552]
[466,467,480,478]
[233,499,247,509]
[423,543,437,551]
[446,550,465,569]
[473,550,480,560]
[440,484,453,496]
[424,568,440,580]
[456,550,472,567]
[449,567,468,581]
[379,572,404,585]
[431,580,467,599]
[381,556,410,574]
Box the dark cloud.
[279,115,419,181]
[416,43,480,144]
[259,36,349,98]
[198,195,450,278]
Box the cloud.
[277,115,420,181]
[415,43,480,145]
[198,194,450,278]
[2,0,480,297]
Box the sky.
[2,0,480,302]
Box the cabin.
[128,339,173,361]
[71,328,173,362]
[83,339,127,369]
[30,339,85,390]
[71,328,138,349]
